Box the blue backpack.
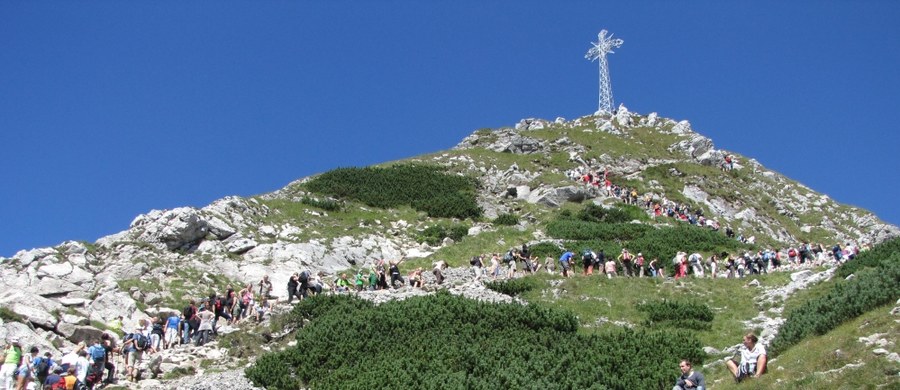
[89,345,106,361]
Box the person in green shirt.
[335,273,353,293]
[354,270,365,292]
[2,338,23,390]
[367,270,378,291]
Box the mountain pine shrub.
[492,213,519,226]
[770,255,900,356]
[305,164,482,219]
[636,299,714,330]
[246,292,704,390]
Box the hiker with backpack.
[84,339,107,388]
[211,294,230,334]
[581,249,595,276]
[30,349,53,390]
[505,249,518,279]
[121,327,149,382]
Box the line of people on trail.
[470,241,866,283]
[285,257,452,301]
[469,244,545,282]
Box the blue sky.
[2,1,898,257]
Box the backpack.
[34,357,50,377]
[299,271,310,283]
[89,345,106,361]
[134,333,151,350]
[503,251,514,263]
[582,249,593,261]
[74,380,89,390]
[469,256,478,266]
[788,249,797,257]
[49,377,67,390]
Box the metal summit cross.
[585,29,623,115]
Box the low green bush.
[485,277,540,296]
[546,220,652,241]
[528,242,563,259]
[492,213,520,226]
[770,256,900,356]
[637,300,714,330]
[419,224,470,246]
[305,164,482,219]
[246,292,704,390]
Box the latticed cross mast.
[585,30,623,114]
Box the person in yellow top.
[1,338,24,390]
[64,366,78,390]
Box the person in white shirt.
[726,333,767,382]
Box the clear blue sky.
[2,1,898,257]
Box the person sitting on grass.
[725,333,767,383]
[673,359,705,390]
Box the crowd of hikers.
[466,239,863,283]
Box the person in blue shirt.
[164,312,181,349]
[32,349,55,386]
[559,250,575,278]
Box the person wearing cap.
[2,338,24,390]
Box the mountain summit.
[1,107,897,388]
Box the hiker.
[673,359,706,390]
[470,254,484,282]
[32,349,53,389]
[74,350,90,385]
[559,250,575,278]
[196,307,215,346]
[258,276,275,309]
[238,284,254,321]
[581,248,595,276]
[618,249,634,277]
[149,317,165,353]
[335,273,353,293]
[688,253,704,277]
[408,268,424,288]
[367,269,378,291]
[432,260,447,285]
[604,257,617,278]
[122,327,149,382]
[635,252,646,277]
[355,270,366,291]
[726,333,767,383]
[389,257,406,288]
[181,300,198,344]
[708,255,718,278]
[286,273,301,303]
[543,256,556,274]
[163,312,180,349]
[2,338,24,390]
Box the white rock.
[37,262,73,278]
[873,348,889,355]
[226,238,258,254]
